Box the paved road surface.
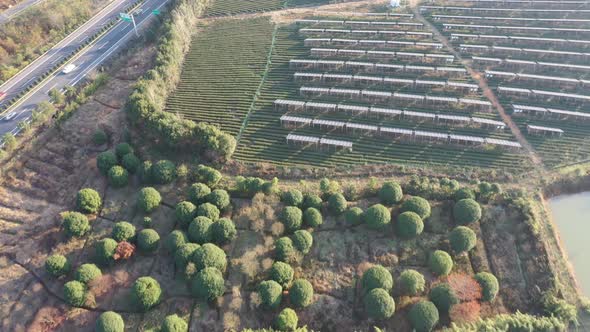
[0,0,168,137]
[0,0,45,25]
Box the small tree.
[174,243,200,271]
[121,153,140,174]
[474,272,499,302]
[165,230,188,253]
[192,164,222,187]
[282,189,304,207]
[379,181,403,205]
[161,314,187,332]
[269,261,294,288]
[290,279,314,308]
[274,308,298,331]
[429,250,453,276]
[192,243,227,271]
[328,193,347,215]
[92,129,108,145]
[281,206,303,233]
[361,265,393,293]
[2,133,16,152]
[115,143,134,159]
[344,207,363,225]
[206,189,231,210]
[95,238,118,266]
[108,166,129,188]
[64,280,86,307]
[62,211,90,238]
[364,288,396,320]
[45,254,71,277]
[401,196,431,219]
[131,276,162,311]
[137,229,160,253]
[449,226,477,253]
[75,263,102,284]
[113,241,135,260]
[151,160,176,184]
[175,201,197,229]
[303,207,323,228]
[196,202,220,221]
[302,193,322,210]
[409,301,439,332]
[137,187,161,213]
[96,151,117,175]
[95,311,124,332]
[275,237,295,262]
[191,267,225,301]
[188,216,213,244]
[76,188,101,214]
[112,221,136,242]
[187,183,211,204]
[454,188,475,201]
[258,280,283,309]
[398,269,426,296]
[211,218,237,244]
[363,204,391,230]
[396,211,424,238]
[453,199,482,225]
[429,283,458,312]
[291,229,313,254]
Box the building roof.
[449,134,485,143]
[286,134,319,144]
[346,123,379,131]
[319,138,353,148]
[380,127,413,135]
[527,124,564,133]
[370,107,403,116]
[280,115,312,124]
[484,138,521,148]
[274,99,305,107]
[312,119,346,127]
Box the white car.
[62,64,77,74]
[3,111,17,121]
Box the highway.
[0,0,169,137]
[0,0,45,25]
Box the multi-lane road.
[0,0,169,136]
[0,0,46,25]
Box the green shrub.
[76,188,101,214]
[475,272,499,302]
[275,237,295,262]
[429,250,453,276]
[379,181,403,205]
[328,193,347,215]
[112,221,136,242]
[274,308,298,331]
[192,165,222,187]
[95,311,124,332]
[97,151,117,175]
[64,280,86,307]
[361,265,393,292]
[165,230,188,253]
[363,204,391,230]
[108,166,129,188]
[115,143,134,159]
[344,207,363,225]
[175,201,197,229]
[161,314,187,332]
[258,280,283,309]
[121,153,140,174]
[174,243,200,270]
[75,263,102,284]
[281,206,303,233]
[142,216,152,228]
[364,288,395,320]
[302,193,322,210]
[187,183,211,204]
[188,216,213,243]
[45,254,70,277]
[137,229,160,253]
[151,160,176,184]
[137,187,161,213]
[196,203,220,221]
[192,243,227,271]
[95,238,117,265]
[211,218,237,244]
[191,267,225,301]
[396,211,424,238]
[449,226,477,253]
[206,189,231,210]
[291,230,313,254]
[62,211,90,237]
[282,189,303,207]
[92,129,108,145]
[453,199,482,225]
[398,269,425,296]
[303,207,322,228]
[429,283,458,312]
[400,196,431,219]
[131,276,161,311]
[409,301,439,332]
[454,187,475,201]
[138,161,153,183]
[269,261,294,288]
[290,279,314,308]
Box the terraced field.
[205,0,332,17]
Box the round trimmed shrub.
[206,189,231,210]
[161,314,187,332]
[475,272,499,302]
[361,265,393,293]
[449,226,477,253]
[131,276,161,311]
[121,153,140,174]
[165,230,188,253]
[151,160,176,184]
[429,250,453,276]
[64,280,86,307]
[175,201,197,229]
[188,216,213,244]
[379,181,403,205]
[328,193,347,215]
[344,207,363,225]
[397,211,424,238]
[137,229,160,253]
[429,283,458,312]
[364,288,395,320]
[398,269,426,296]
[282,189,303,207]
[454,187,476,201]
[401,196,431,219]
[138,161,153,183]
[274,308,298,331]
[62,212,90,238]
[95,311,124,332]
[303,207,322,228]
[409,301,439,332]
[290,279,314,308]
[187,183,211,204]
[191,267,225,301]
[174,243,200,270]
[291,229,313,254]
[211,218,237,244]
[45,254,70,277]
[281,206,303,233]
[137,187,161,213]
[112,221,136,242]
[196,203,220,221]
[302,193,322,210]
[108,166,128,188]
[363,204,391,230]
[75,263,101,283]
[258,280,283,309]
[95,238,117,265]
[92,129,108,146]
[76,188,101,214]
[275,237,295,262]
[97,151,117,175]
[192,243,227,271]
[142,216,152,228]
[115,143,133,159]
[453,199,482,225]
[269,261,294,288]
